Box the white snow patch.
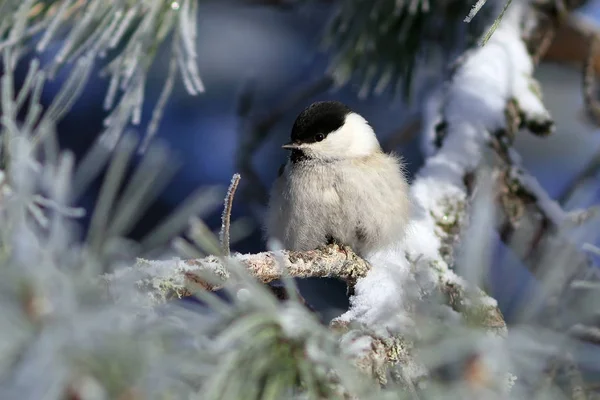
[336,246,416,336]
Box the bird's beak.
[282,142,301,150]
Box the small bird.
[265,101,411,257]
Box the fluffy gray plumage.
[265,101,411,257]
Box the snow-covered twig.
[219,173,241,256]
[106,243,371,302]
[403,0,545,332]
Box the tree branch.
[421,0,600,322]
[188,244,372,291]
[104,244,368,302]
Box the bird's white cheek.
[310,140,345,158]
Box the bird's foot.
[324,236,357,297]
[325,235,353,258]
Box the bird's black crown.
[290,101,352,145]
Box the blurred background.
[14,0,600,322]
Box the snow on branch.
[397,2,551,334]
[106,244,371,305]
[418,0,600,333]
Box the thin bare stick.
[219,173,241,256]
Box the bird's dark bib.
[290,149,310,164]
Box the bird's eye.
[315,133,324,142]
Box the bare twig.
[528,0,594,66]
[526,0,557,64]
[219,173,241,256]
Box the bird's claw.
[339,244,354,258]
[325,235,353,258]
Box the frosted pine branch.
[0,0,203,149]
